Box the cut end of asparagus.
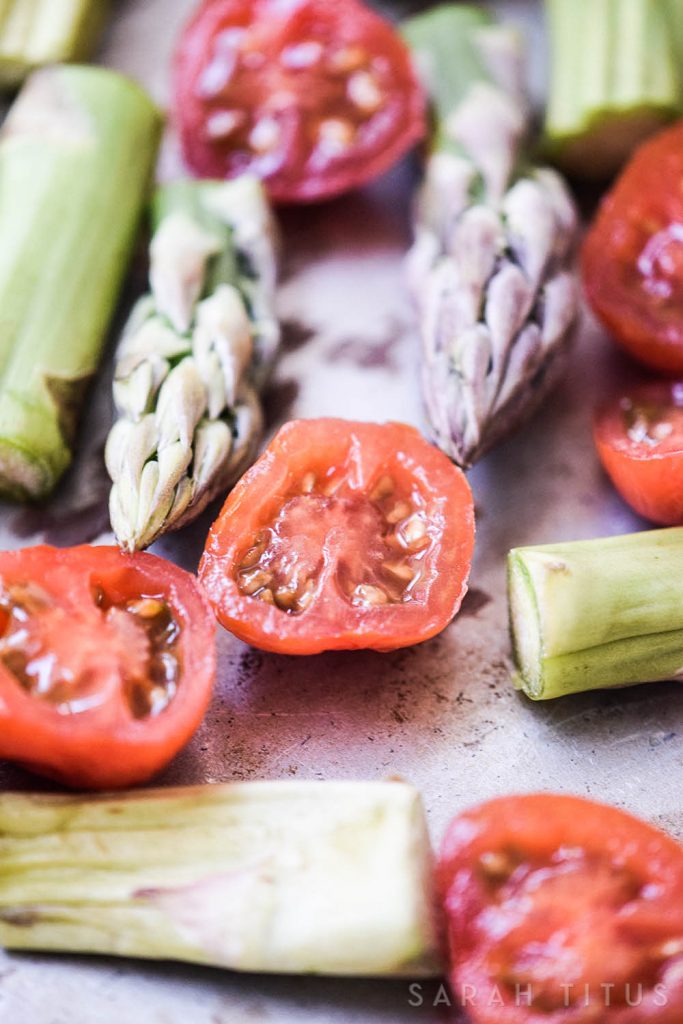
[0,780,442,978]
[543,0,681,178]
[0,0,111,88]
[0,65,161,501]
[508,528,683,699]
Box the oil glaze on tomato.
[200,419,475,654]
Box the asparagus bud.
[106,177,280,552]
[0,781,442,978]
[0,65,161,500]
[404,5,579,469]
[509,527,683,699]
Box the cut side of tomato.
[173,0,425,203]
[0,545,216,789]
[438,794,683,1024]
[594,380,683,524]
[583,121,683,374]
[199,419,475,654]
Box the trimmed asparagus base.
[509,527,683,699]
[0,781,442,977]
[0,0,109,87]
[544,0,680,178]
[0,65,161,499]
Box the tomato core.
[0,581,181,720]
[235,470,432,615]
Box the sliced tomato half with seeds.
[173,0,426,203]
[0,545,216,789]
[438,794,683,1024]
[199,419,475,654]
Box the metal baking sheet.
[0,1,681,1021]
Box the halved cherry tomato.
[173,0,425,203]
[583,121,683,374]
[0,546,216,789]
[594,380,683,525]
[438,794,683,1024]
[199,419,474,654]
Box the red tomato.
[0,546,216,789]
[173,0,425,203]
[583,121,683,374]
[199,419,474,654]
[438,794,683,1024]
[594,381,683,524]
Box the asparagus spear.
[509,527,683,699]
[544,0,681,179]
[0,65,161,501]
[106,177,280,553]
[0,0,110,88]
[404,5,579,469]
[0,780,442,977]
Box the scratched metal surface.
[0,1,682,1022]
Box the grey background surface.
[0,1,681,1021]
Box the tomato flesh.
[438,794,683,1023]
[200,419,475,654]
[173,0,425,203]
[583,121,683,373]
[0,546,216,789]
[594,381,683,524]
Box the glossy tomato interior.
[0,546,216,789]
[594,381,683,524]
[200,419,475,654]
[438,794,683,1024]
[174,0,425,202]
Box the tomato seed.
[239,569,273,595]
[347,71,383,114]
[370,475,395,502]
[126,598,166,619]
[250,117,282,153]
[205,110,244,139]
[239,545,264,570]
[280,41,324,69]
[386,501,412,524]
[398,514,429,550]
[301,471,316,494]
[329,46,368,74]
[352,584,389,607]
[382,561,415,584]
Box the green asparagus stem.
[106,177,279,552]
[0,781,442,977]
[544,0,681,179]
[0,65,161,501]
[0,0,110,88]
[508,527,683,699]
[403,5,578,469]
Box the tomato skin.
[0,546,216,790]
[199,419,475,654]
[583,121,683,374]
[594,382,683,525]
[173,0,425,203]
[438,794,683,1024]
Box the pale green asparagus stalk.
[0,65,161,500]
[106,177,280,552]
[404,6,579,468]
[0,781,442,977]
[0,0,110,88]
[544,0,681,178]
[508,527,683,699]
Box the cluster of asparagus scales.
[403,5,579,469]
[106,176,280,552]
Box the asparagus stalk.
[544,0,681,179]
[106,177,280,552]
[509,527,683,699]
[0,65,161,501]
[404,5,579,469]
[0,0,110,88]
[0,780,442,977]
